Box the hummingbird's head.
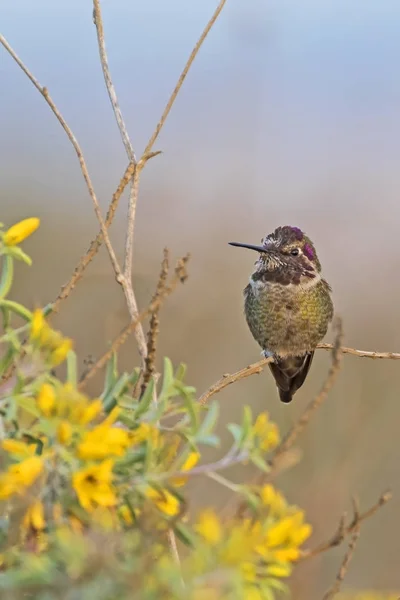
[229,226,321,285]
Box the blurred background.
[1,0,400,597]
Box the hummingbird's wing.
[268,352,314,403]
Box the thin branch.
[52,160,136,311]
[142,0,228,157]
[92,0,148,362]
[92,0,136,164]
[197,323,400,406]
[322,526,360,600]
[0,33,122,280]
[301,490,392,560]
[167,529,185,590]
[78,253,190,388]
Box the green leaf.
[102,372,130,412]
[0,346,14,377]
[196,401,219,439]
[5,246,32,266]
[227,423,243,445]
[250,452,270,473]
[101,352,119,400]
[174,363,187,382]
[66,350,77,387]
[242,405,253,439]
[160,357,174,400]
[14,395,40,418]
[134,377,154,418]
[0,255,14,300]
[195,434,220,447]
[174,522,196,547]
[1,304,10,329]
[0,299,33,322]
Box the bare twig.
[198,356,272,405]
[322,526,360,600]
[52,160,136,311]
[78,253,190,388]
[301,490,392,560]
[92,0,136,165]
[197,316,400,406]
[92,0,148,363]
[142,0,228,157]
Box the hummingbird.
[229,226,333,403]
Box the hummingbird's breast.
[243,277,333,357]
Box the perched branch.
[301,490,392,560]
[322,526,360,600]
[78,252,190,388]
[198,328,400,406]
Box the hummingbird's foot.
[262,349,274,359]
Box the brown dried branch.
[92,0,148,363]
[142,0,228,158]
[78,253,190,389]
[52,160,136,311]
[301,490,392,561]
[322,526,361,600]
[140,250,170,396]
[197,319,400,406]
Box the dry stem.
[198,329,400,406]
[301,490,392,560]
[78,252,190,389]
[322,526,360,600]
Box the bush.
[0,218,312,599]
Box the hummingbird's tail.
[268,352,314,403]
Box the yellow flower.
[3,217,40,246]
[172,451,200,486]
[146,487,180,517]
[77,424,130,460]
[244,587,263,600]
[260,484,287,517]
[119,505,134,525]
[241,561,257,583]
[130,422,159,447]
[253,412,280,451]
[30,309,46,340]
[80,399,103,425]
[57,421,72,445]
[0,456,44,499]
[195,509,222,545]
[10,455,44,488]
[50,338,73,366]
[266,563,292,578]
[2,439,35,457]
[265,516,294,548]
[37,383,56,417]
[272,547,300,562]
[23,501,45,531]
[72,460,116,512]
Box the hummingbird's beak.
[228,242,269,253]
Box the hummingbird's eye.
[290,248,300,256]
